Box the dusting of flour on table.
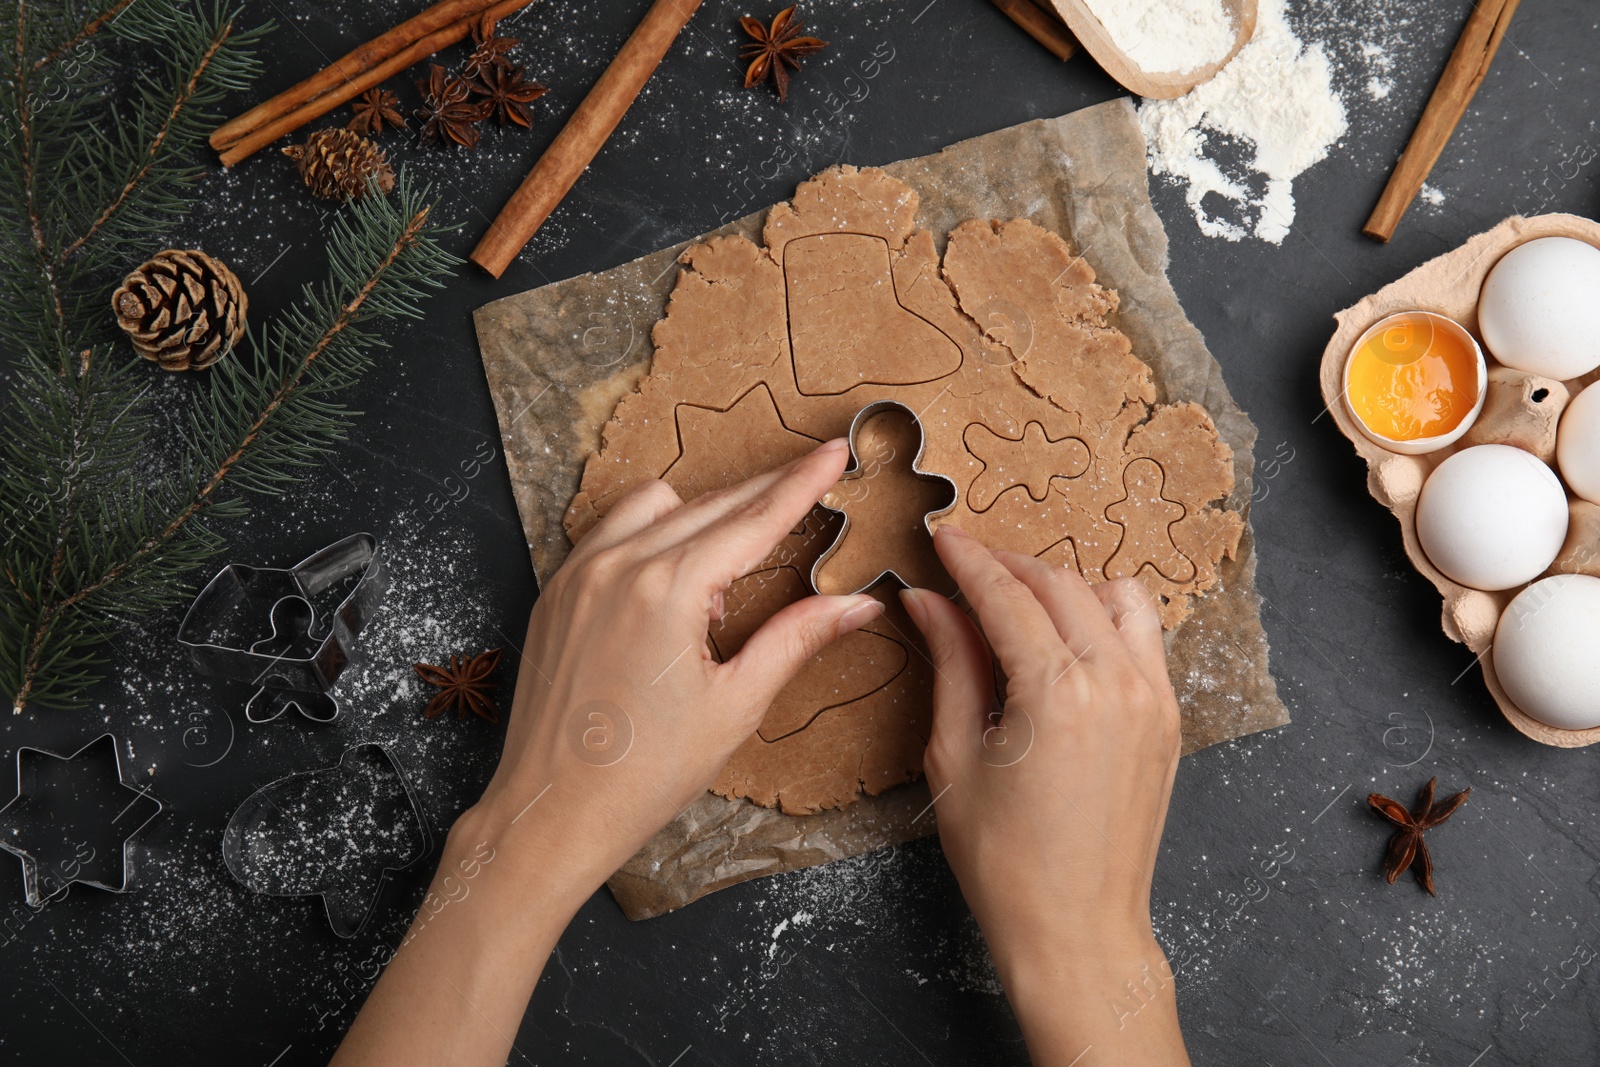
[1083,0,1236,73]
[1138,0,1348,243]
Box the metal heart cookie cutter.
[222,743,429,938]
[810,399,959,597]
[0,733,164,907]
[177,533,388,724]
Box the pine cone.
[282,128,395,201]
[111,249,248,372]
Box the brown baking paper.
[474,98,1288,920]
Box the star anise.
[414,648,503,722]
[1368,777,1471,895]
[347,88,406,136]
[415,63,492,148]
[471,64,548,128]
[465,13,521,81]
[740,4,827,103]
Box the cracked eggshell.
[1494,575,1600,732]
[1557,382,1600,505]
[1415,444,1568,591]
[1478,237,1600,380]
[1342,311,1487,455]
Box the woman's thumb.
[900,587,994,766]
[721,593,885,715]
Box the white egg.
[1494,574,1600,731]
[1557,381,1600,504]
[1478,237,1600,380]
[1415,444,1568,591]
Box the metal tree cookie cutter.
[0,733,164,907]
[222,743,430,939]
[177,533,388,724]
[809,399,960,596]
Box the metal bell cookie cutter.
[177,533,388,724]
[0,733,164,907]
[221,743,430,938]
[809,399,959,596]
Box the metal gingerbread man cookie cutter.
[809,399,959,596]
[176,533,388,724]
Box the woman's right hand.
[900,526,1190,1067]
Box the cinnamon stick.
[990,0,1079,62]
[214,0,539,167]
[470,0,702,278]
[1363,0,1521,242]
[211,0,501,152]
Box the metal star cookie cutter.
[221,743,430,939]
[809,399,959,596]
[176,533,388,724]
[0,733,164,907]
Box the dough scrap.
[566,165,1244,814]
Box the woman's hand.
[901,526,1189,1067]
[471,435,884,891]
[334,440,882,1067]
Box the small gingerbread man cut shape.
[1105,458,1195,584]
[963,421,1090,512]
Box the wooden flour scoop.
[1046,0,1257,99]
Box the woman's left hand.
[472,435,883,891]
[333,438,882,1067]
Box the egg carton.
[1318,213,1600,749]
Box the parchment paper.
[474,98,1288,920]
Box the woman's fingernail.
[898,587,928,628]
[837,596,884,635]
[937,524,968,539]
[817,437,849,455]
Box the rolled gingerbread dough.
[566,165,1245,816]
[473,99,1287,919]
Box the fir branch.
[4,175,458,711]
[11,2,66,333]
[56,17,233,264]
[0,3,456,712]
[0,1,268,361]
[69,185,445,608]
[0,1,272,711]
[30,0,139,73]
[0,345,155,708]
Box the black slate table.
[4,1,1599,1064]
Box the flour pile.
[1138,0,1348,243]
[1086,0,1236,73]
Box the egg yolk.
[1348,315,1480,442]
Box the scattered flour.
[1138,0,1349,243]
[1361,40,1394,99]
[1083,0,1236,74]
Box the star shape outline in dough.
[662,382,822,502]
